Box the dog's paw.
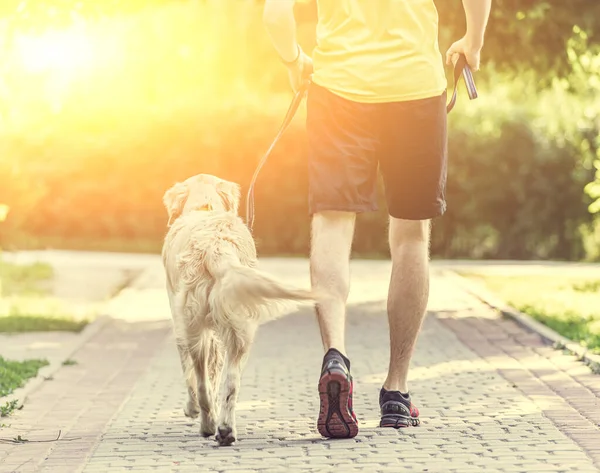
[183,402,199,419]
[215,426,236,447]
[200,420,216,438]
[200,413,217,437]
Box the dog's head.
[163,174,241,226]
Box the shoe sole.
[380,414,420,428]
[317,369,358,439]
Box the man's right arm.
[446,0,492,71]
[463,0,492,52]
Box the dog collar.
[195,204,213,212]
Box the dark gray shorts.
[306,83,448,220]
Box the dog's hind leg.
[215,324,256,447]
[176,342,200,419]
[190,327,220,438]
[207,333,224,414]
[169,291,199,418]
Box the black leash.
[245,79,310,231]
[245,54,478,231]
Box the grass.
[0,259,88,333]
[0,399,20,418]
[0,313,88,333]
[0,260,53,296]
[461,273,600,354]
[0,356,49,400]
[0,260,79,419]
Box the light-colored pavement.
[2,250,155,302]
[0,256,599,472]
[0,250,146,376]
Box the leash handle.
[245,80,310,231]
[446,53,478,113]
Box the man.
[263,0,491,438]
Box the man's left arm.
[263,0,313,91]
[263,0,300,62]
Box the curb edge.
[3,314,112,411]
[441,269,600,375]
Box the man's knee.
[311,211,355,239]
[310,211,355,256]
[310,211,355,297]
[388,218,430,250]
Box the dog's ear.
[163,182,189,226]
[217,180,241,214]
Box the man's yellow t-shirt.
[310,0,447,103]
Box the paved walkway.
[1,259,599,472]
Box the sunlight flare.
[15,28,93,75]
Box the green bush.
[435,63,599,260]
[0,1,598,260]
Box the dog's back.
[162,211,255,299]
[163,210,315,327]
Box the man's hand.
[447,0,492,71]
[445,37,482,71]
[284,47,313,92]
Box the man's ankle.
[323,347,351,371]
[382,380,408,394]
[324,344,347,356]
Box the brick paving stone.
[2,259,599,473]
[73,262,600,473]
[0,319,170,473]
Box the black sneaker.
[379,387,420,428]
[317,348,358,438]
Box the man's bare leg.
[384,217,431,393]
[379,217,429,429]
[311,210,359,438]
[310,211,355,355]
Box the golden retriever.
[161,173,316,446]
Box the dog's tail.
[209,263,317,325]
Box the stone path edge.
[73,327,172,473]
[3,315,112,410]
[441,269,600,374]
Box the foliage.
[0,1,598,259]
[564,26,600,215]
[436,59,599,260]
[3,0,600,75]
[434,0,600,79]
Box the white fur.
[161,173,316,446]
